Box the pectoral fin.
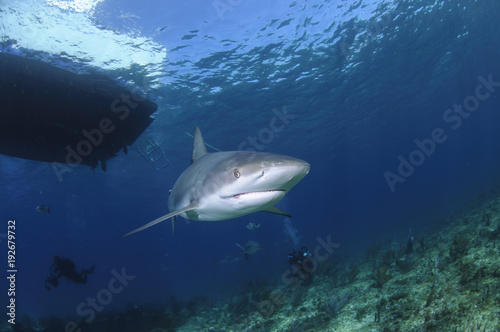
[122,203,198,238]
[262,206,291,218]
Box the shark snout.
[296,160,310,175]
[287,160,310,186]
[282,158,310,176]
[259,159,310,192]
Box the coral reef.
[175,185,500,331]
[372,264,390,288]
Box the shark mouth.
[221,189,285,199]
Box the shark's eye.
[234,170,240,178]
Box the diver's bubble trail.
[283,217,299,246]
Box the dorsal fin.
[191,126,207,164]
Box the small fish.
[37,204,51,214]
[215,255,241,265]
[159,263,174,272]
[246,222,261,231]
[236,241,264,260]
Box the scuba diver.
[288,246,314,285]
[45,256,95,291]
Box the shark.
[237,241,264,260]
[123,126,310,237]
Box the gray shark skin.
[123,126,310,237]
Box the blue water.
[1,0,500,323]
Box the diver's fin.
[236,243,245,251]
[262,206,291,218]
[122,203,198,238]
[191,126,207,164]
